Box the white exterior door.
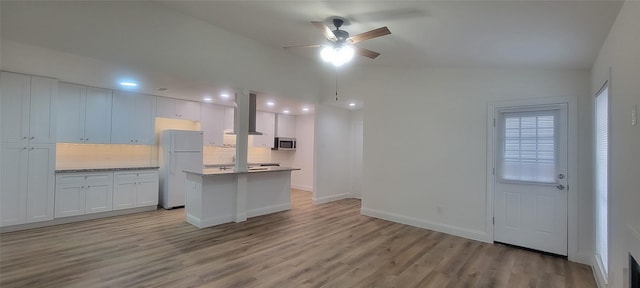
[494,104,568,256]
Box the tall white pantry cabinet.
[1,71,57,227]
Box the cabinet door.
[0,143,28,226]
[85,182,113,214]
[224,106,235,131]
[133,94,156,144]
[254,111,275,148]
[29,76,57,143]
[155,96,175,118]
[175,99,201,121]
[277,114,296,138]
[136,171,159,207]
[1,72,30,143]
[111,91,135,144]
[25,144,55,223]
[57,83,86,143]
[84,87,112,144]
[201,104,225,146]
[113,173,137,210]
[54,182,85,218]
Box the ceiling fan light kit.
[320,45,355,67]
[284,18,391,67]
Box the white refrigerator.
[159,130,203,209]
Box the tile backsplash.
[56,144,153,169]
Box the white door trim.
[487,95,579,262]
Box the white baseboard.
[1,206,157,233]
[360,207,491,243]
[313,193,349,205]
[571,252,594,266]
[592,254,608,288]
[186,214,234,229]
[247,203,290,218]
[291,184,312,192]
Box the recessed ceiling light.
[349,103,356,107]
[283,110,290,114]
[203,97,213,102]
[157,87,168,92]
[119,82,137,87]
[302,107,309,112]
[220,93,230,98]
[267,101,275,106]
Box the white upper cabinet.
[1,71,57,144]
[252,111,275,148]
[224,106,235,131]
[276,114,296,138]
[156,97,201,121]
[201,103,225,146]
[111,91,156,144]
[57,83,112,144]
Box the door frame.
[487,96,579,262]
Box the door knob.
[557,184,565,190]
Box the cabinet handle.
[23,136,27,140]
[30,137,35,140]
[130,140,134,142]
[80,138,84,141]
[85,138,89,141]
[23,147,27,150]
[30,147,34,150]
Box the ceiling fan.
[284,18,391,66]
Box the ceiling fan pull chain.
[335,69,339,101]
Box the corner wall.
[292,114,314,192]
[591,1,640,287]
[330,67,592,257]
[313,104,352,204]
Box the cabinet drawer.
[137,171,159,182]
[56,172,112,184]
[114,172,138,183]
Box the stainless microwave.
[273,137,296,150]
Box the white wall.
[292,114,314,192]
[313,104,352,203]
[350,110,364,198]
[591,2,640,287]
[329,67,592,250]
[0,1,321,103]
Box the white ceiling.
[161,1,622,69]
[1,1,623,113]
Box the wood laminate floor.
[1,189,596,288]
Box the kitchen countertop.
[203,162,280,167]
[55,167,160,173]
[185,166,300,176]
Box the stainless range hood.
[225,92,262,135]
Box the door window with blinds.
[498,109,559,184]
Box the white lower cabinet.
[113,170,159,210]
[55,172,113,218]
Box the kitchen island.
[183,167,300,228]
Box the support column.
[234,89,250,222]
[234,89,250,172]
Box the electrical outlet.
[632,104,638,126]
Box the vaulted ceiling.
[1,1,623,110]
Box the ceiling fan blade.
[354,47,381,59]
[347,27,391,44]
[311,21,337,41]
[283,44,322,49]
